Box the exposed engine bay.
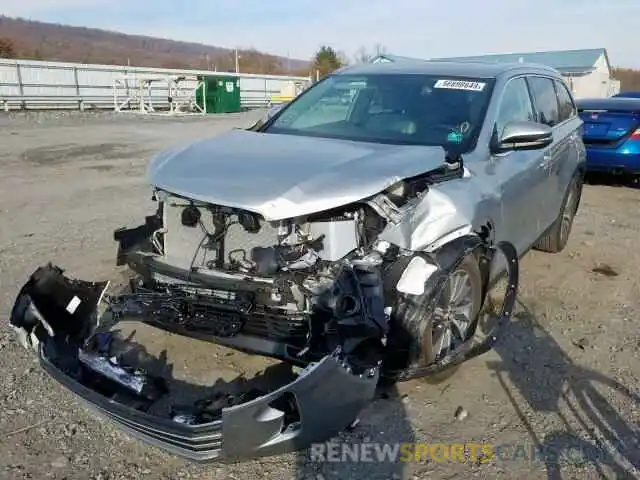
[110,169,457,371]
[109,196,393,373]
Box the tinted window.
[554,80,576,122]
[264,74,495,151]
[528,77,560,126]
[495,77,535,137]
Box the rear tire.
[534,175,582,253]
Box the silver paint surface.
[147,61,585,257]
[147,129,452,221]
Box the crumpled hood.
[147,129,451,220]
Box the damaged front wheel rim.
[431,269,475,361]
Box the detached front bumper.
[9,265,378,463]
[39,344,375,462]
[7,240,519,462]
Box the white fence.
[0,58,311,111]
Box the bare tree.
[337,49,350,67]
[353,44,389,64]
[0,37,17,58]
[353,46,372,64]
[373,43,387,56]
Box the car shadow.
[293,381,415,480]
[484,300,640,479]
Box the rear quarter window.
[527,77,560,127]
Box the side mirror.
[493,120,553,153]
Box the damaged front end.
[7,157,519,462]
[9,264,382,462]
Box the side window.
[554,80,577,122]
[528,77,560,127]
[495,77,535,137]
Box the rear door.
[526,76,566,231]
[577,98,640,148]
[549,79,582,214]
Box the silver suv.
[9,61,585,463]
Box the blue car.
[613,91,640,98]
[577,97,640,174]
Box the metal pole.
[203,80,207,114]
[113,80,117,112]
[15,62,24,110]
[264,78,268,106]
[235,49,239,73]
[73,66,83,110]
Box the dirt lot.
[0,111,638,480]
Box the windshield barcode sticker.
[434,79,486,91]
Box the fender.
[395,233,489,296]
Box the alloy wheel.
[430,269,475,361]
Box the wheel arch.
[382,234,519,381]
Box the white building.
[371,48,619,99]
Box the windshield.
[263,73,495,150]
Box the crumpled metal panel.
[378,187,474,252]
[146,129,454,221]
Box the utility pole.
[235,49,239,73]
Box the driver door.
[490,76,549,256]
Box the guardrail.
[0,58,311,111]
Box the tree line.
[0,34,385,78]
[2,35,639,91]
[311,44,388,77]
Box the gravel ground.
[0,111,638,480]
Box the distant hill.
[0,16,310,75]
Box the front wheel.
[385,254,483,383]
[418,255,483,383]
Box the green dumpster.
[196,75,242,113]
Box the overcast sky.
[3,0,639,67]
